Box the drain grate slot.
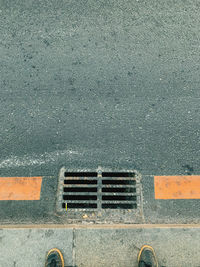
[59,170,141,216]
[64,179,97,185]
[63,195,97,201]
[102,195,136,201]
[102,187,136,193]
[65,172,97,177]
[64,187,97,192]
[102,172,135,177]
[102,179,136,185]
[102,203,137,209]
[63,203,97,209]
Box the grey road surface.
[0,0,199,177]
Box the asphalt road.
[0,0,199,177]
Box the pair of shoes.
[138,245,158,267]
[45,245,158,267]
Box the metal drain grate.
[101,172,137,210]
[62,172,98,210]
[61,171,137,211]
[56,168,142,224]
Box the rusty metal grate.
[56,168,142,223]
[101,172,137,210]
[59,170,138,211]
[62,172,98,210]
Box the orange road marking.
[154,176,200,199]
[0,177,42,200]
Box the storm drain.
[56,168,142,223]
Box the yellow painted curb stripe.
[154,175,200,199]
[0,177,42,200]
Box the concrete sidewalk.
[1,225,200,267]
